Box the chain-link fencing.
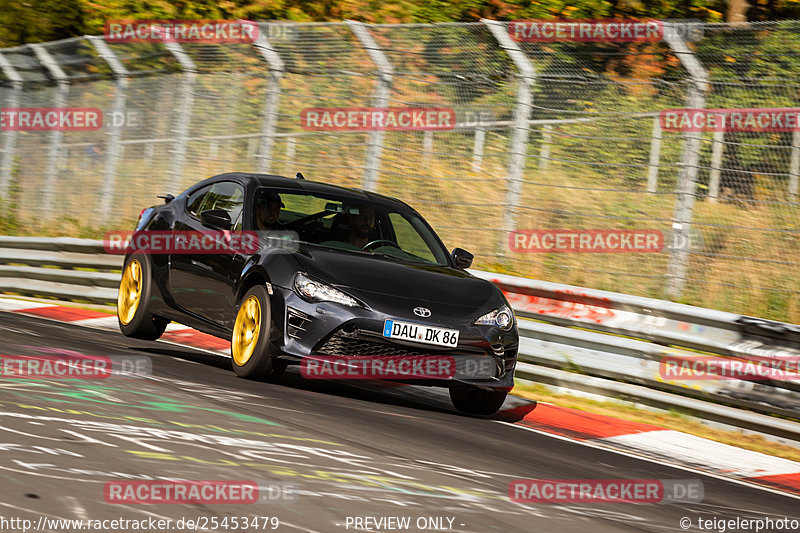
[0,20,799,321]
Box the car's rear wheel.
[449,386,508,416]
[118,253,168,340]
[231,285,284,380]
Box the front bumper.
[270,286,518,390]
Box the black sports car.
[117,172,518,415]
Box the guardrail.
[0,236,121,303]
[2,236,799,437]
[469,270,800,421]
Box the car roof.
[208,172,412,210]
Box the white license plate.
[382,319,459,347]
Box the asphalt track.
[0,310,798,533]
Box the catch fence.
[1,20,799,320]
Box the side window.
[187,185,212,217]
[206,182,244,230]
[388,213,436,262]
[188,182,244,230]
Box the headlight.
[474,305,514,330]
[294,273,360,307]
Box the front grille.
[315,330,492,358]
[314,330,508,380]
[315,330,438,357]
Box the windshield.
[252,188,450,265]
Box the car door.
[169,180,245,326]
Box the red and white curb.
[0,297,230,355]
[498,400,800,497]
[3,297,800,497]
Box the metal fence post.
[89,36,129,224]
[0,52,23,202]
[284,136,296,175]
[790,129,800,201]
[707,125,726,201]
[483,19,535,256]
[646,116,662,192]
[253,26,284,174]
[58,147,69,171]
[144,142,154,174]
[538,124,552,170]
[30,43,69,221]
[163,41,196,194]
[348,20,394,192]
[422,131,434,163]
[664,26,709,299]
[471,127,486,172]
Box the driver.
[345,205,376,248]
[255,192,284,232]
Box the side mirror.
[200,209,232,230]
[451,248,473,269]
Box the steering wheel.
[362,239,402,251]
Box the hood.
[291,245,503,313]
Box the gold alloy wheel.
[232,295,261,366]
[118,259,143,325]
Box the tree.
[0,0,86,47]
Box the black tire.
[449,386,508,416]
[117,253,168,340]
[231,285,284,380]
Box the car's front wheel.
[117,253,168,340]
[449,386,508,416]
[231,285,284,380]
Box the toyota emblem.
[413,307,431,318]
